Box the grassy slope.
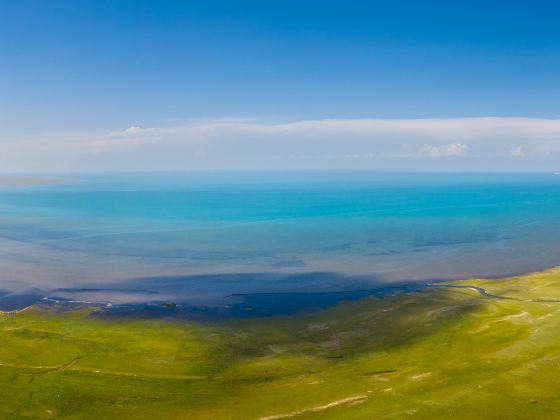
[4,270,560,419]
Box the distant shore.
[0,176,66,187]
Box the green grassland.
[4,269,560,419]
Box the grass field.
[4,269,560,419]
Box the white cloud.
[109,126,162,140]
[420,143,469,157]
[4,117,560,172]
[534,140,560,156]
[84,136,160,153]
[510,146,524,156]
[107,117,560,141]
[77,126,163,153]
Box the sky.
[2,0,560,172]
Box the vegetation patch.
[4,270,560,418]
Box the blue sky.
[2,1,560,171]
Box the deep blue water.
[1,172,560,313]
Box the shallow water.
[1,172,560,312]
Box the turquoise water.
[1,172,560,311]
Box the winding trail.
[258,395,368,420]
[429,284,560,303]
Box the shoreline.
[4,266,560,320]
[4,263,560,417]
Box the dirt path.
[257,395,368,420]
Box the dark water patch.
[413,239,482,248]
[94,282,427,322]
[0,291,44,311]
[223,284,425,318]
[84,271,394,303]
[365,249,400,256]
[319,243,354,252]
[268,258,307,268]
[92,302,237,322]
[53,287,158,295]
